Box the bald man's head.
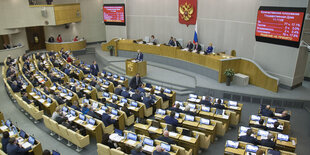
[163,130,169,137]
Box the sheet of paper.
[0,126,8,130]
[22,142,32,149]
[126,139,136,146]
[143,145,155,152]
[169,132,178,137]
[68,116,76,122]
[85,124,94,129]
[128,107,136,110]
[229,106,238,110]
[97,110,104,115]
[149,127,158,131]
[181,135,192,141]
[222,115,229,119]
[38,99,45,103]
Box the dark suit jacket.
[90,64,99,76]
[268,127,282,133]
[199,100,211,107]
[131,150,146,155]
[90,81,97,87]
[260,139,275,148]
[239,135,258,145]
[164,116,178,127]
[11,84,21,92]
[121,107,132,117]
[121,91,130,98]
[136,53,144,61]
[76,92,83,98]
[101,113,115,127]
[213,104,226,109]
[6,143,31,155]
[186,43,193,50]
[142,97,153,109]
[278,115,290,121]
[153,150,170,155]
[157,136,176,145]
[168,40,174,46]
[261,109,274,117]
[131,93,142,102]
[114,88,122,95]
[169,107,182,113]
[1,137,9,153]
[194,44,202,51]
[23,96,31,104]
[129,77,142,89]
[250,124,267,130]
[158,93,168,101]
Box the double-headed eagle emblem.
[179,2,194,21]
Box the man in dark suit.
[199,96,212,107]
[87,108,100,119]
[239,129,258,145]
[6,137,31,155]
[172,38,181,48]
[193,42,202,52]
[261,105,274,117]
[136,50,144,61]
[268,122,282,132]
[129,73,143,89]
[251,119,267,130]
[121,87,130,98]
[1,131,10,153]
[260,134,275,148]
[131,144,145,155]
[142,93,154,109]
[55,93,65,105]
[184,106,196,116]
[277,111,290,121]
[164,111,178,127]
[153,145,170,155]
[90,61,99,76]
[114,85,123,95]
[157,130,176,145]
[90,79,97,87]
[169,103,182,113]
[131,89,142,102]
[186,41,193,50]
[11,81,21,92]
[157,89,168,101]
[101,108,116,127]
[213,99,226,109]
[168,37,174,46]
[22,93,33,104]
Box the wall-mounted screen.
[255,6,306,48]
[103,4,125,26]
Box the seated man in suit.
[121,87,130,98]
[184,105,196,116]
[131,144,146,155]
[157,130,176,145]
[90,79,97,87]
[277,110,290,121]
[251,119,267,130]
[142,93,154,109]
[1,131,10,153]
[129,73,143,89]
[260,133,275,148]
[157,89,168,102]
[121,103,132,117]
[261,105,274,117]
[213,99,226,109]
[186,40,193,50]
[114,85,123,95]
[87,107,100,119]
[136,50,144,61]
[71,101,80,111]
[6,137,31,155]
[168,37,174,46]
[169,103,182,113]
[239,129,258,145]
[11,81,22,92]
[131,89,142,102]
[268,121,282,132]
[90,61,99,76]
[153,145,170,155]
[199,96,212,107]
[164,111,179,127]
[101,108,116,127]
[172,38,181,48]
[193,42,202,52]
[22,93,33,104]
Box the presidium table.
[46,39,86,52]
[102,39,279,92]
[126,58,147,77]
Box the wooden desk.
[46,40,86,52]
[126,58,147,77]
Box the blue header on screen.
[28,136,35,145]
[127,133,137,141]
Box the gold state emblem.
[179,2,194,21]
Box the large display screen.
[103,4,125,26]
[255,6,306,48]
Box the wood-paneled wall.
[54,3,81,25]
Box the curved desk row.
[46,40,86,52]
[102,39,279,92]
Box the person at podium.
[136,50,144,61]
[129,73,143,89]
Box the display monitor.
[88,118,96,125]
[185,115,194,121]
[160,143,171,152]
[200,118,210,125]
[201,106,210,112]
[19,130,26,138]
[127,133,137,141]
[278,134,289,141]
[245,145,259,153]
[143,138,154,146]
[255,6,306,48]
[28,136,35,145]
[79,114,85,121]
[115,129,123,136]
[251,115,261,121]
[226,140,239,149]
[112,109,118,116]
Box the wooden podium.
[126,58,147,77]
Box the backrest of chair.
[59,125,68,137]
[111,148,125,155]
[97,143,111,155]
[67,129,78,145]
[42,115,50,130]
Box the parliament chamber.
[0,0,310,155]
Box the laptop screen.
[52,150,60,155]
[155,86,161,90]
[47,98,52,103]
[92,102,98,109]
[164,89,172,94]
[104,81,110,85]
[103,92,110,97]
[5,120,11,127]
[239,126,250,133]
[101,106,107,111]
[185,115,194,121]
[79,114,85,121]
[88,75,92,78]
[127,133,137,141]
[42,94,46,99]
[200,118,210,125]
[113,75,118,78]
[245,145,259,153]
[112,95,118,100]
[120,76,125,80]
[201,106,210,112]
[28,136,35,145]
[188,103,196,109]
[143,138,154,146]
[68,92,73,97]
[58,86,62,90]
[19,130,26,138]
[121,98,127,103]
[156,109,165,115]
[175,112,179,118]
[88,118,95,125]
[277,134,289,141]
[267,118,277,124]
[88,86,92,90]
[189,94,197,99]
[131,101,138,107]
[70,110,76,116]
[112,109,118,116]
[226,140,239,149]
[160,143,171,152]
[83,99,89,104]
[258,130,269,137]
[115,129,123,136]
[251,115,261,121]
[228,101,238,106]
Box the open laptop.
[245,145,258,153]
[277,134,289,141]
[160,143,171,152]
[226,140,239,149]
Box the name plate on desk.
[169,132,178,137]
[181,135,193,141]
[125,139,136,146]
[149,127,158,131]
